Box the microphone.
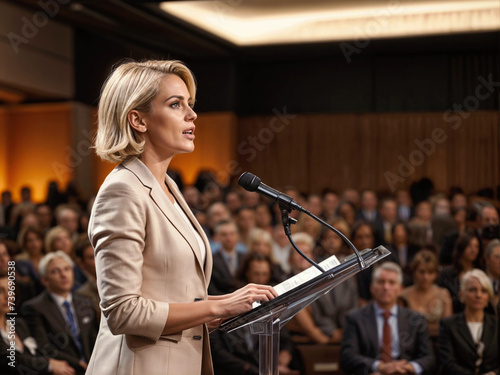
[238,172,367,270]
[238,172,306,213]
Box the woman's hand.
[216,283,277,318]
[206,318,223,330]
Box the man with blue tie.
[21,251,98,375]
[340,262,435,375]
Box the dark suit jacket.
[0,317,51,375]
[21,290,98,374]
[438,312,499,375]
[340,303,435,375]
[208,251,244,295]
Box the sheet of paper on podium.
[252,254,340,309]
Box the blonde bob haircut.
[95,59,197,163]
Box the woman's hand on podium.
[215,283,277,318]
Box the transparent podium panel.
[214,246,391,375]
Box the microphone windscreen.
[238,172,261,192]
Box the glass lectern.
[214,245,391,375]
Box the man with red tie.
[340,262,435,375]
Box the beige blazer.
[85,157,213,375]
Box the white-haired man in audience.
[341,262,435,375]
[21,251,98,375]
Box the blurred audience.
[1,176,499,374]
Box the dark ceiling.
[10,0,500,114]
[14,0,500,61]
[15,0,239,59]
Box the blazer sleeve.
[340,312,376,375]
[438,317,472,375]
[89,180,169,341]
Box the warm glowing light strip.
[160,1,500,46]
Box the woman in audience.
[0,275,75,375]
[314,217,351,261]
[292,212,322,243]
[351,221,379,305]
[246,228,285,283]
[15,226,45,294]
[44,225,87,289]
[337,201,356,228]
[254,202,274,233]
[438,269,499,375]
[438,231,485,313]
[400,250,452,336]
[44,225,73,256]
[387,221,419,275]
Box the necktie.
[227,254,236,276]
[380,311,392,362]
[63,300,85,360]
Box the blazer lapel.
[44,292,69,332]
[456,312,476,352]
[365,304,379,355]
[122,157,209,283]
[44,292,80,352]
[166,175,212,284]
[480,313,495,348]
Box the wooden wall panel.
[1,105,497,203]
[237,111,499,196]
[238,113,309,190]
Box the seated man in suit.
[340,262,435,375]
[21,251,98,375]
[209,220,246,295]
